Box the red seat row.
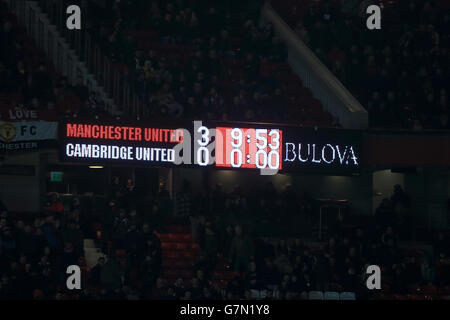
[161,242,199,250]
[163,250,197,259]
[158,233,192,242]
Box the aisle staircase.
[82,222,240,295]
[158,224,239,289]
[159,225,198,282]
[4,0,116,112]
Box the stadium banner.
[59,119,362,175]
[0,120,58,151]
[0,107,57,122]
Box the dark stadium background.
[0,0,449,301]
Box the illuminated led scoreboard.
[59,120,361,175]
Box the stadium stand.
[272,0,450,129]
[1,0,449,301]
[0,2,104,117]
[36,0,338,127]
[2,169,450,299]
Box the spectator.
[90,257,106,286]
[228,225,254,273]
[100,256,122,292]
[46,193,64,215]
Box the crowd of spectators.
[0,194,86,299]
[162,183,450,300]
[96,180,450,300]
[8,0,449,128]
[37,0,336,126]
[0,176,160,299]
[275,0,449,129]
[2,0,450,300]
[1,175,450,299]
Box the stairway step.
[162,259,195,269]
[163,250,197,259]
[158,233,192,242]
[162,257,197,265]
[163,278,191,286]
[161,242,199,250]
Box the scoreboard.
[60,120,361,175]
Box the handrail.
[27,0,137,116]
[262,1,368,129]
